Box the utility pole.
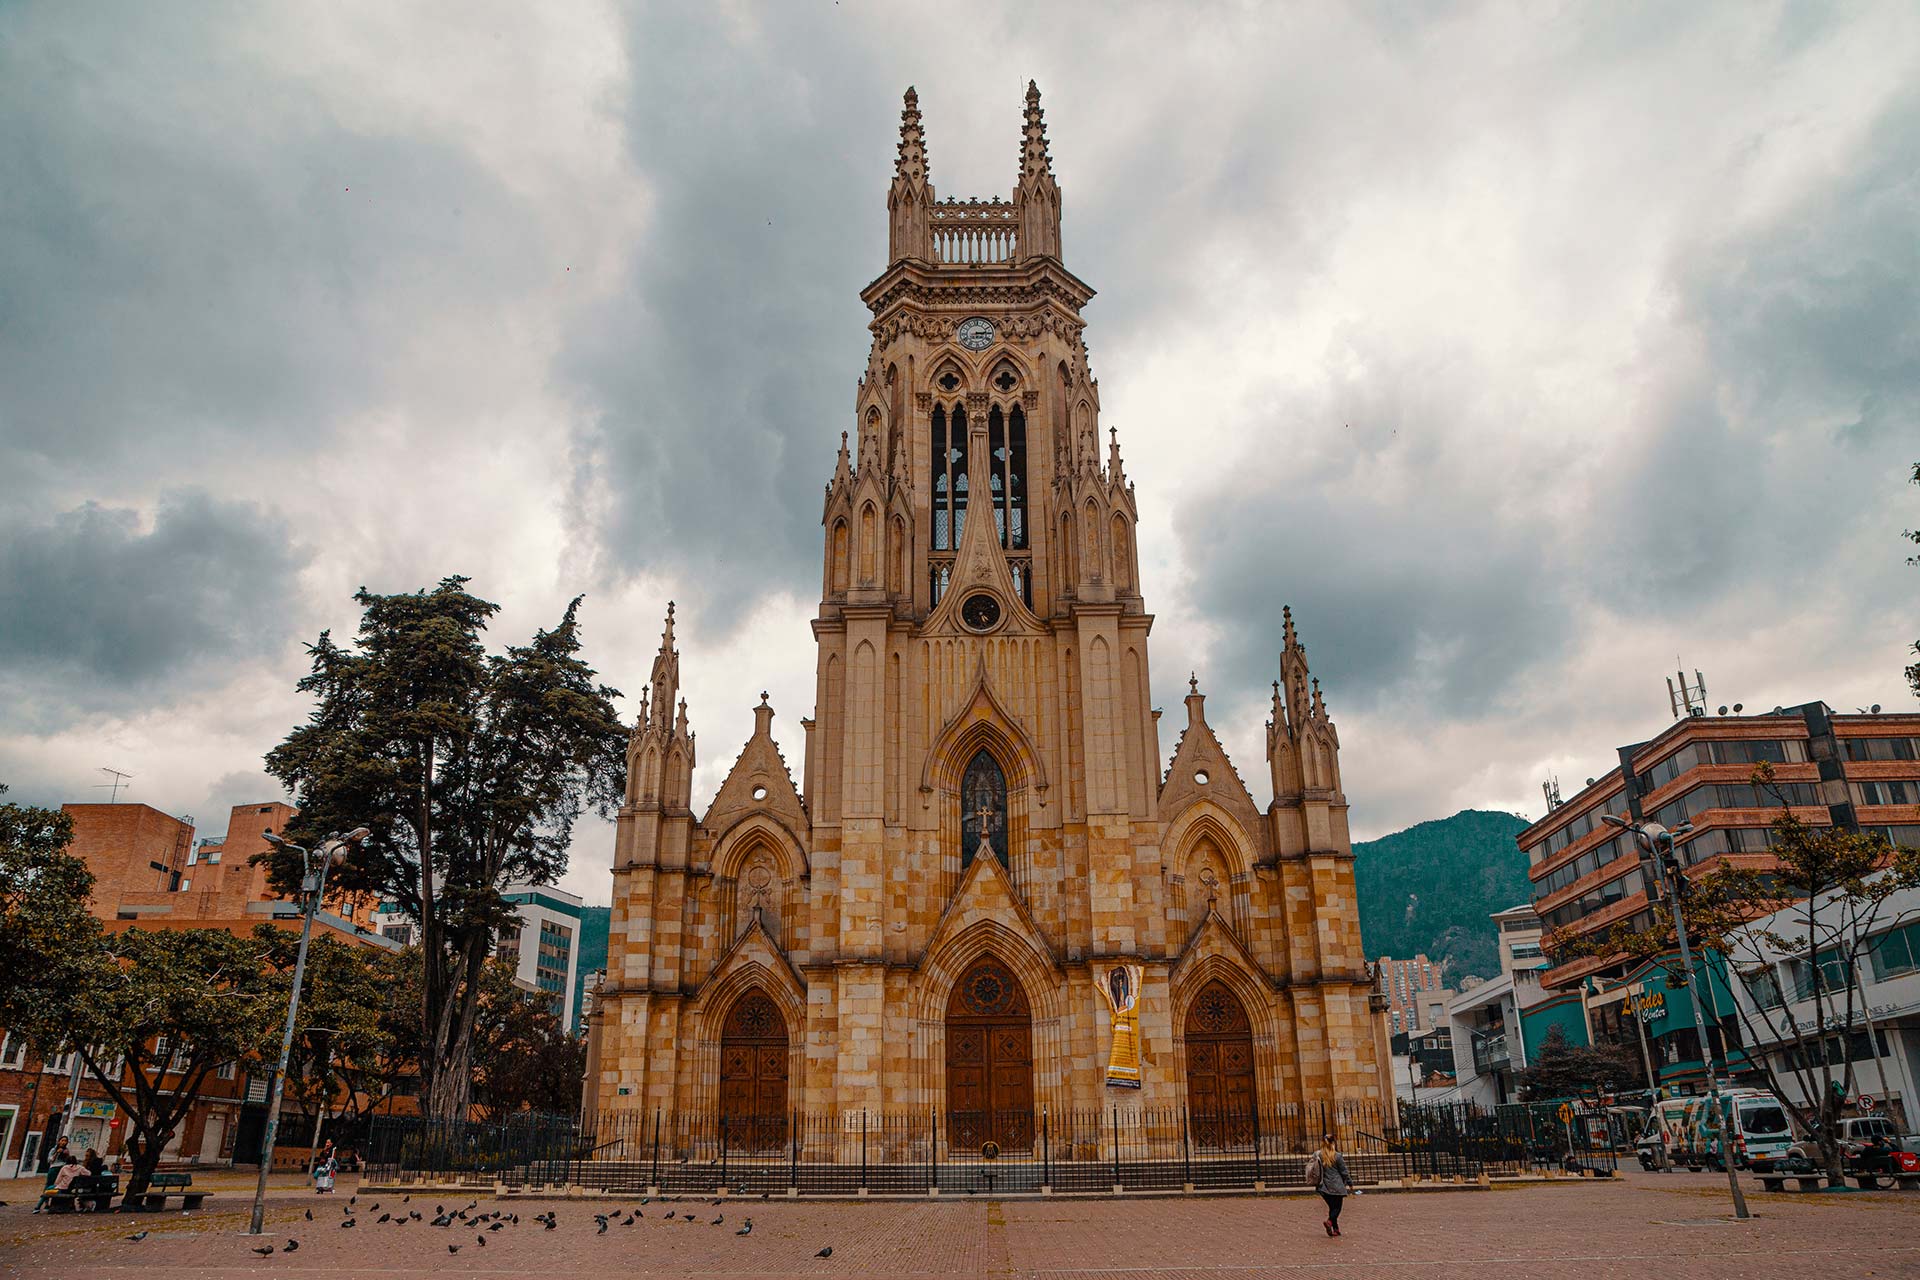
[247,827,368,1236]
[1603,814,1748,1218]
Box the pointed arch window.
[960,749,1008,870]
[931,404,969,551]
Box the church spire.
[888,86,935,263]
[1015,81,1062,261]
[648,601,680,732]
[1019,80,1052,182]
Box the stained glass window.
[960,749,1008,870]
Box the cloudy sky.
[3,2,1916,904]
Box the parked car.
[1761,1115,1918,1177]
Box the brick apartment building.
[1518,701,1920,1094]
[0,800,394,1177]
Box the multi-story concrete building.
[1725,874,1920,1134]
[498,883,586,1030]
[587,85,1389,1134]
[1375,954,1452,1037]
[1518,703,1920,1095]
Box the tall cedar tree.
[261,579,626,1120]
[1548,763,1920,1182]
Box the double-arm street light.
[247,827,369,1237]
[1601,813,1750,1219]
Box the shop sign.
[75,1100,117,1118]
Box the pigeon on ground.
[378,1212,392,1223]
[489,1222,505,1231]
[403,1195,411,1203]
[284,1240,299,1253]
[597,1219,609,1235]
[477,1235,487,1248]
[341,1218,357,1229]
[126,1231,149,1242]
[737,1219,753,1236]
[251,1245,275,1256]
[711,1214,724,1226]
[437,1204,446,1215]
[349,1195,358,1206]
[411,1210,422,1220]
[305,1209,313,1221]
[448,1245,460,1254]
[543,1218,558,1231]
[816,1245,833,1258]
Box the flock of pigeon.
[125,1190,835,1261]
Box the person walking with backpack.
[1308,1133,1353,1237]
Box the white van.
[1678,1090,1792,1169]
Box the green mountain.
[1353,809,1533,983]
[573,905,611,1032]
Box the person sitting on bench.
[33,1153,84,1213]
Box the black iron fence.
[365,1099,1616,1193]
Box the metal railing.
[362,1099,1626,1193]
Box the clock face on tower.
[960,593,1002,632]
[956,317,995,351]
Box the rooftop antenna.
[1667,662,1708,719]
[1541,775,1564,811]
[94,767,133,803]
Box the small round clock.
[960,593,1002,631]
[956,317,995,351]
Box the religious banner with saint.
[1096,961,1144,1088]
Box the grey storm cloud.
[561,9,901,627]
[0,491,310,725]
[0,3,553,502]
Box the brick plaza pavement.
[3,1167,1918,1280]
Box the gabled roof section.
[1159,676,1262,833]
[702,693,807,836]
[699,911,807,1009]
[1170,905,1271,989]
[919,847,1061,976]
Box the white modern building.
[1725,872,1920,1134]
[1439,905,1553,1107]
[371,881,588,1030]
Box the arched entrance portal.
[945,957,1035,1151]
[718,991,789,1151]
[1184,980,1257,1148]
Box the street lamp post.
[1602,813,1749,1219]
[247,827,368,1237]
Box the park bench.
[45,1174,119,1213]
[129,1171,211,1211]
[1852,1171,1920,1191]
[1757,1172,1830,1192]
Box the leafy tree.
[262,579,626,1120]
[471,968,586,1120]
[1906,461,1919,699]
[1550,763,1920,1182]
[254,924,396,1146]
[0,789,100,1047]
[1517,1025,1640,1105]
[61,929,281,1199]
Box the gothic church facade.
[585,86,1388,1137]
